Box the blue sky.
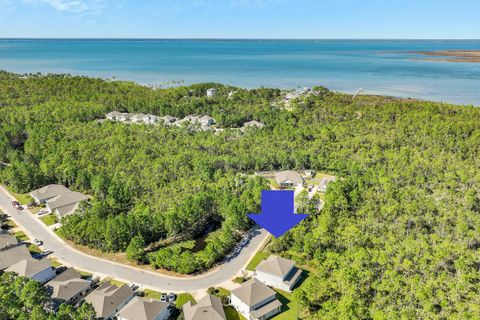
[1,0,479,38]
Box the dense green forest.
[0,71,479,319]
[0,272,95,320]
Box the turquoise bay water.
[1,39,480,105]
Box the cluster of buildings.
[183,255,302,320]
[105,111,266,134]
[30,184,89,220]
[273,170,336,191]
[106,111,217,131]
[1,231,172,320]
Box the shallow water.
[1,39,479,105]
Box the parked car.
[11,200,22,210]
[27,201,36,208]
[33,239,43,246]
[38,209,49,215]
[168,293,176,302]
[160,293,167,302]
[42,250,53,256]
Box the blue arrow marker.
[248,190,308,238]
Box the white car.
[33,239,43,246]
[38,209,49,215]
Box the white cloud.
[22,0,104,14]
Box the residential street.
[0,185,270,294]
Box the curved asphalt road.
[0,186,269,293]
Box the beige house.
[30,184,89,219]
[243,121,265,129]
[254,255,302,292]
[85,281,135,320]
[118,297,171,320]
[183,294,226,320]
[230,279,282,320]
[5,258,55,284]
[274,171,304,189]
[45,268,92,310]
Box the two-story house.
[230,279,282,320]
[254,255,302,292]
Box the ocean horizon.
[1,39,480,105]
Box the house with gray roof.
[130,113,147,123]
[45,268,92,310]
[118,297,171,320]
[143,114,159,124]
[183,294,226,320]
[118,113,133,122]
[0,245,31,270]
[85,281,135,320]
[30,184,71,204]
[5,258,55,284]
[106,111,122,121]
[45,190,89,220]
[274,171,304,189]
[230,279,282,320]
[254,255,302,292]
[0,233,18,252]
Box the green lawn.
[14,231,29,241]
[271,289,299,320]
[48,258,63,268]
[144,289,162,300]
[27,243,42,254]
[40,214,58,226]
[225,306,246,320]
[175,293,195,308]
[103,278,126,287]
[246,250,270,271]
[9,190,33,205]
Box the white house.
[118,113,133,122]
[161,115,177,125]
[274,171,304,189]
[118,296,171,320]
[85,282,135,320]
[206,88,217,97]
[254,255,302,292]
[230,279,282,320]
[106,111,122,121]
[143,114,159,124]
[183,294,226,320]
[199,115,216,126]
[6,258,56,284]
[130,113,147,123]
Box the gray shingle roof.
[256,255,296,279]
[183,294,226,320]
[5,258,52,278]
[0,233,18,251]
[275,171,304,185]
[46,268,91,301]
[85,282,134,319]
[231,279,276,307]
[118,297,169,320]
[0,245,31,270]
[30,184,70,202]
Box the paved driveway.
[0,186,269,293]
